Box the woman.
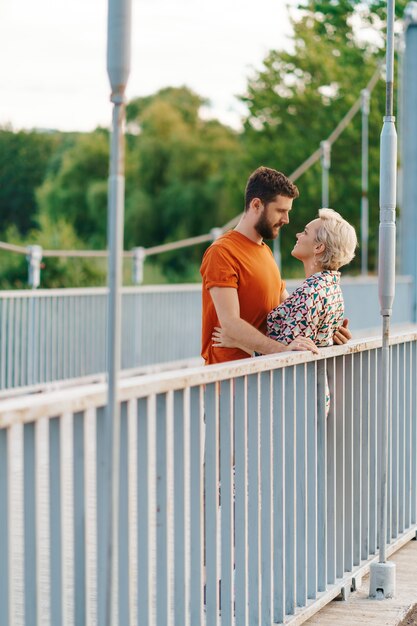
[213,208,358,353]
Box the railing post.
[210,227,223,241]
[369,0,397,599]
[132,246,146,285]
[26,245,43,289]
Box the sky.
[0,0,295,133]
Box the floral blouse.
[267,270,344,347]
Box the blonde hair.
[315,208,358,270]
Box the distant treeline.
[0,0,407,288]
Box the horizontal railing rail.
[0,331,416,625]
[0,277,414,391]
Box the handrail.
[2,328,417,428]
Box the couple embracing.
[200,166,357,364]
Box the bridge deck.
[305,539,417,625]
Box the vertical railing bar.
[39,297,45,384]
[118,403,130,626]
[369,348,378,555]
[155,393,169,626]
[295,364,307,608]
[189,386,204,625]
[404,342,412,529]
[166,391,175,626]
[326,357,336,584]
[49,418,62,626]
[411,341,417,525]
[36,417,51,626]
[317,359,327,591]
[147,394,157,626]
[352,353,362,566]
[306,362,317,599]
[127,398,138,626]
[136,397,150,626]
[84,407,98,626]
[361,351,370,561]
[285,366,296,615]
[51,296,56,382]
[344,354,354,571]
[220,379,234,626]
[234,376,248,626]
[73,413,86,626]
[9,423,25,626]
[335,355,345,579]
[247,373,260,624]
[182,388,191,626]
[0,428,9,626]
[61,412,75,626]
[391,344,399,540]
[205,382,220,626]
[398,343,406,534]
[272,369,285,623]
[387,345,393,544]
[260,370,273,623]
[0,298,7,389]
[7,298,14,389]
[20,297,25,387]
[13,296,20,388]
[24,422,37,626]
[173,389,186,626]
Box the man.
[200,166,350,365]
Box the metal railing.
[0,277,413,392]
[0,330,416,625]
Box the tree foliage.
[240,0,408,275]
[0,129,59,234]
[124,87,243,279]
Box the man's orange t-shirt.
[200,230,285,364]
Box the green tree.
[0,128,59,234]
[36,129,109,249]
[240,0,408,276]
[125,87,243,280]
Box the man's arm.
[209,287,319,355]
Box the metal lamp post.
[369,0,397,599]
[101,0,132,624]
[320,140,331,207]
[361,89,370,276]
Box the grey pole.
[26,245,43,289]
[400,3,417,320]
[273,233,282,268]
[369,0,397,599]
[361,89,370,276]
[321,140,331,207]
[102,0,132,624]
[132,246,146,285]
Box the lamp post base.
[369,561,396,598]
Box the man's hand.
[333,318,351,345]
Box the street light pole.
[102,0,132,624]
[369,0,397,599]
[361,89,370,276]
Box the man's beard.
[255,209,279,240]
